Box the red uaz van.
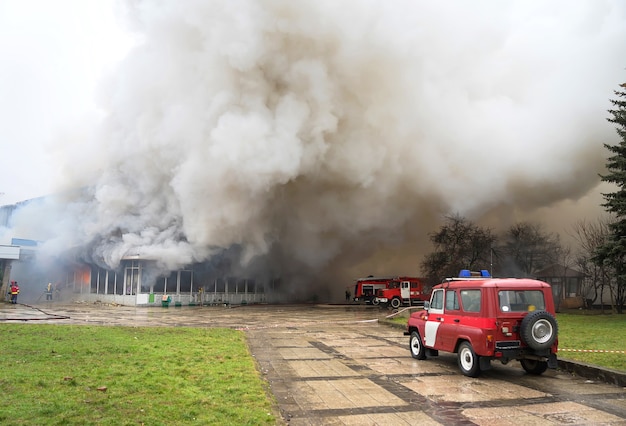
[405,270,558,377]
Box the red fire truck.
[352,276,394,304]
[374,277,430,309]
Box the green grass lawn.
[0,325,277,426]
[388,311,626,371]
[556,313,626,371]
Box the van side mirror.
[423,301,430,311]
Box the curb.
[557,358,626,387]
[378,318,626,387]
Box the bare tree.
[421,214,496,284]
[570,218,613,311]
[495,222,563,277]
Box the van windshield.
[499,290,545,312]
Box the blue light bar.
[459,269,471,277]
[480,270,491,277]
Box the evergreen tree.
[594,82,626,313]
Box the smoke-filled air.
[8,0,626,300]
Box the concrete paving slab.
[462,407,555,426]
[337,345,410,359]
[366,358,450,376]
[279,347,333,360]
[271,338,314,347]
[402,375,549,402]
[292,378,408,410]
[520,401,626,424]
[338,411,443,426]
[289,360,360,378]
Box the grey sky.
[0,0,132,205]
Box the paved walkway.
[2,302,625,425]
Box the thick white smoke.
[11,0,626,297]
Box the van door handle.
[454,319,460,323]
[436,317,443,321]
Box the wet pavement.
[2,302,625,425]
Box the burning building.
[0,200,281,306]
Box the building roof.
[535,264,585,278]
[0,245,20,260]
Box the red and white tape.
[559,348,626,354]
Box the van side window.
[445,290,460,311]
[461,290,481,312]
[430,289,444,310]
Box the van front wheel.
[410,331,426,360]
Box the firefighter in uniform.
[46,282,53,301]
[10,281,20,304]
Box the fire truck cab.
[352,276,393,304]
[375,277,430,308]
